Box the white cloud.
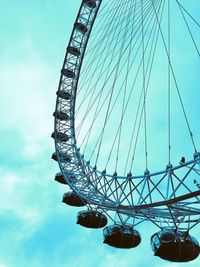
[0,34,59,162]
[0,170,42,225]
[0,1,200,267]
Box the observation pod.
[77,210,108,229]
[62,192,86,207]
[51,152,71,163]
[151,230,200,262]
[53,111,69,121]
[103,224,141,249]
[83,0,97,9]
[67,46,81,57]
[55,172,75,184]
[56,90,71,100]
[61,68,75,78]
[51,152,58,161]
[74,22,88,34]
[55,172,67,184]
[51,131,69,142]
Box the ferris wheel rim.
[53,0,200,229]
[72,143,200,179]
[54,0,200,180]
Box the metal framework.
[53,0,200,231]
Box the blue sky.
[0,1,200,267]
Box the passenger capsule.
[51,152,58,161]
[83,0,97,9]
[67,46,81,56]
[61,69,75,78]
[51,131,69,142]
[151,230,200,262]
[51,152,71,163]
[77,210,108,229]
[74,22,88,34]
[62,192,86,207]
[160,230,175,243]
[53,111,69,121]
[55,172,67,184]
[103,224,141,249]
[56,90,71,100]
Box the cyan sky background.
[0,1,200,267]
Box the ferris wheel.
[52,0,200,262]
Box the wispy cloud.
[0,1,200,267]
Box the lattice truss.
[53,0,200,230]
